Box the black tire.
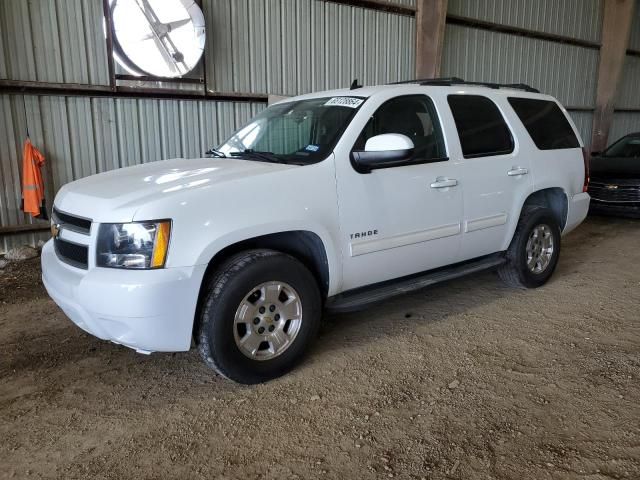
[498,206,561,289]
[197,249,322,384]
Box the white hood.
[54,157,295,222]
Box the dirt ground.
[1,216,639,480]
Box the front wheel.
[498,206,561,288]
[197,250,322,384]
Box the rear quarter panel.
[529,101,586,197]
[505,97,586,243]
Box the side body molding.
[350,223,461,257]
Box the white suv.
[42,78,590,383]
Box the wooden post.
[591,0,636,152]
[415,0,448,79]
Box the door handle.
[508,167,529,176]
[430,177,458,189]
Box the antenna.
[350,79,363,90]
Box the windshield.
[216,96,365,164]
[602,135,640,158]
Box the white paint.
[365,133,414,151]
[43,83,590,354]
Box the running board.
[326,253,506,313]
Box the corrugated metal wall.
[0,0,417,93]
[0,0,623,252]
[0,94,264,252]
[447,0,603,42]
[0,0,417,253]
[611,1,640,144]
[616,56,640,109]
[205,0,415,95]
[610,112,640,141]
[442,1,603,145]
[441,25,599,108]
[0,0,109,85]
[386,0,416,7]
[629,1,640,51]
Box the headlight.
[96,221,171,269]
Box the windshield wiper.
[229,149,287,164]
[205,148,227,158]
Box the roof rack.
[389,76,465,85]
[388,77,540,93]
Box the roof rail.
[388,77,540,93]
[389,77,464,85]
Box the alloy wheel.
[233,281,303,361]
[525,224,554,274]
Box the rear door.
[447,94,534,261]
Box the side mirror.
[351,134,415,173]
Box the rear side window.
[447,95,514,158]
[508,97,580,150]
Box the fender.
[195,221,343,296]
[503,187,569,251]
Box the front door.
[334,94,464,292]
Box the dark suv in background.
[588,133,640,218]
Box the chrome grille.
[588,179,640,203]
[52,207,92,235]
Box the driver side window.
[353,95,447,162]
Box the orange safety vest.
[21,139,46,217]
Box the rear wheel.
[498,206,561,288]
[197,250,321,384]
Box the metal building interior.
[2,0,640,252]
[1,1,640,478]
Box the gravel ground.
[1,216,639,480]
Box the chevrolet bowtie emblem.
[51,223,61,239]
[606,184,618,190]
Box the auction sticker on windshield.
[324,97,364,108]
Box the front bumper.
[41,240,207,353]
[589,199,640,218]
